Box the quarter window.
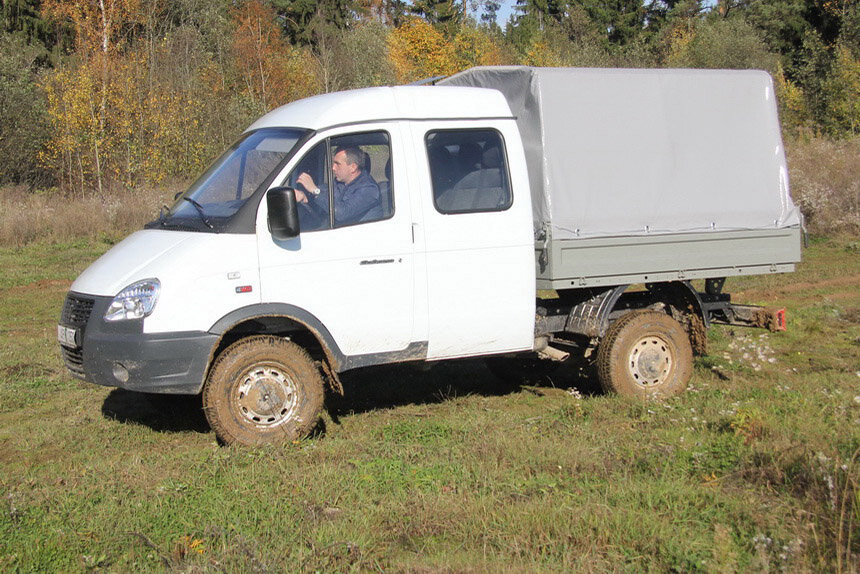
[425,129,512,214]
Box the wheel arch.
[207,304,347,377]
[561,281,708,353]
[643,281,708,327]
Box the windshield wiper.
[182,197,214,229]
[156,204,170,226]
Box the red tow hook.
[770,308,787,332]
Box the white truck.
[58,66,801,446]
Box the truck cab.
[59,86,536,445]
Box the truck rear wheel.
[596,311,692,399]
[203,336,324,446]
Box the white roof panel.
[247,86,513,131]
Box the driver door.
[257,126,417,359]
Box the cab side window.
[283,131,393,231]
[287,141,330,231]
[425,129,512,214]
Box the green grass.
[0,237,857,572]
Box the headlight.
[105,279,161,322]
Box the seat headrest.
[482,145,501,168]
[458,142,482,169]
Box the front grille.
[61,345,85,377]
[60,293,94,377]
[61,294,94,327]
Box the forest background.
[0,0,857,243]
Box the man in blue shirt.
[294,147,383,226]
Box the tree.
[410,0,463,34]
[573,0,649,46]
[2,0,60,54]
[41,62,104,194]
[667,16,779,71]
[314,20,396,91]
[822,44,860,134]
[0,34,50,185]
[480,0,502,27]
[41,0,145,194]
[387,16,459,82]
[231,0,316,113]
[269,0,355,45]
[453,24,506,67]
[774,64,812,136]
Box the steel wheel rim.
[235,364,299,427]
[627,335,673,386]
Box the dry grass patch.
[0,184,178,246]
[787,136,860,237]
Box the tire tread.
[596,311,692,398]
[203,336,325,446]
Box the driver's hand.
[297,172,316,193]
[293,188,308,204]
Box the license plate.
[57,325,78,347]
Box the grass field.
[0,236,857,572]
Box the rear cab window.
[425,129,512,214]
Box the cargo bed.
[535,227,801,289]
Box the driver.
[294,147,382,225]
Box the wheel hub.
[236,366,299,427]
[627,336,672,386]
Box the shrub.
[0,35,50,187]
[668,16,779,73]
[787,136,860,236]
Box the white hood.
[70,230,195,296]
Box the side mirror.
[267,187,300,240]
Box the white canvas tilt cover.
[440,66,800,240]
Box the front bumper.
[59,292,218,394]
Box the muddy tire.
[203,336,324,446]
[484,354,560,384]
[596,311,692,399]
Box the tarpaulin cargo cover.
[440,66,801,241]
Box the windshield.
[150,128,307,232]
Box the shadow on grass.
[98,358,598,436]
[102,389,210,434]
[326,357,599,423]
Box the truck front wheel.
[203,336,324,446]
[596,311,692,399]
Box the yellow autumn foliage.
[666,25,695,68]
[825,45,860,135]
[388,18,507,83]
[524,38,564,67]
[453,27,505,68]
[774,64,811,136]
[40,63,104,193]
[387,17,460,83]
[231,0,318,113]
